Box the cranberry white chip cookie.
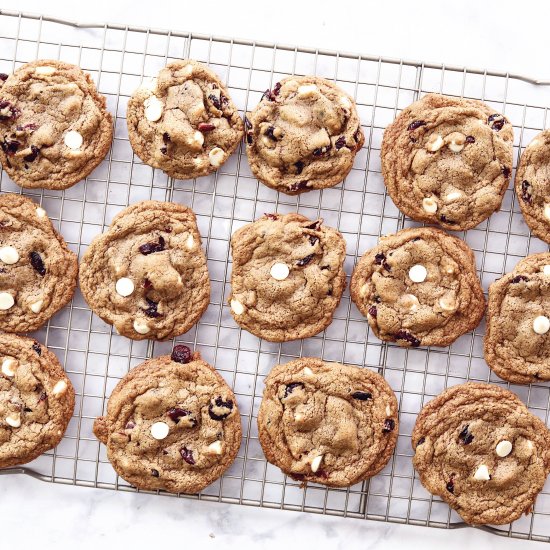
[350,227,485,347]
[0,194,78,333]
[228,213,347,342]
[79,201,210,341]
[245,76,364,194]
[93,346,241,494]
[381,93,513,231]
[412,383,550,525]
[0,60,113,190]
[0,334,75,468]
[257,358,398,487]
[485,253,550,383]
[126,60,244,180]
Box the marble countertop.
[1,0,549,547]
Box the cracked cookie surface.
[412,383,550,525]
[79,200,210,340]
[381,94,513,231]
[257,357,398,487]
[228,213,346,342]
[0,60,113,189]
[0,334,74,468]
[93,347,241,494]
[350,227,485,347]
[485,253,550,383]
[515,130,550,243]
[126,60,244,180]
[0,193,78,333]
[245,76,364,194]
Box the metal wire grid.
[1,9,550,542]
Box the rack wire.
[1,9,550,542]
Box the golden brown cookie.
[257,357,398,487]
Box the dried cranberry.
[374,253,386,265]
[1,138,20,155]
[521,180,532,204]
[166,407,196,427]
[284,382,304,398]
[288,180,308,192]
[160,147,167,155]
[335,136,347,150]
[32,341,41,355]
[264,213,278,221]
[170,344,192,364]
[143,278,153,290]
[351,391,372,401]
[488,113,505,131]
[446,477,455,494]
[143,297,160,318]
[383,418,395,432]
[465,135,475,143]
[374,295,381,303]
[440,214,457,225]
[17,123,38,132]
[198,123,215,132]
[0,100,20,121]
[125,421,136,429]
[244,116,252,130]
[416,437,426,446]
[29,251,46,276]
[294,161,304,174]
[368,305,378,318]
[151,468,160,477]
[511,275,529,284]
[395,330,421,347]
[0,74,8,81]
[262,82,281,101]
[458,425,474,445]
[312,144,331,156]
[208,396,234,420]
[305,220,322,231]
[309,235,319,246]
[265,126,277,140]
[180,446,195,465]
[162,132,170,144]
[138,236,165,255]
[38,390,47,402]
[208,94,222,110]
[23,145,39,162]
[502,166,511,178]
[296,254,314,267]
[407,120,426,131]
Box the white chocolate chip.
[359,284,369,298]
[0,292,14,310]
[533,315,550,335]
[385,405,392,416]
[339,96,352,111]
[409,264,427,283]
[438,295,457,312]
[115,277,135,297]
[206,440,223,455]
[181,65,194,78]
[422,196,438,214]
[36,207,46,218]
[543,265,550,276]
[496,440,512,458]
[473,464,491,481]
[35,66,56,75]
[186,234,195,249]
[30,299,43,313]
[427,134,444,152]
[303,367,314,376]
[208,147,225,168]
[310,455,323,473]
[144,96,163,122]
[190,130,204,148]
[52,380,68,396]
[544,204,550,222]
[1,358,17,377]
[230,299,245,315]
[133,319,151,335]
[294,412,305,422]
[448,140,464,153]
[5,412,21,428]
[297,84,318,98]
[150,421,170,440]
[401,294,420,312]
[270,262,290,281]
[445,191,463,202]
[0,246,18,265]
[64,130,83,150]
[529,139,541,148]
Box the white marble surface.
[1,1,550,547]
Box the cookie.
[381,93,513,231]
[515,130,550,243]
[93,346,241,494]
[79,200,210,341]
[126,60,243,180]
[0,193,78,333]
[245,76,364,195]
[0,60,113,190]
[257,357,398,487]
[412,383,550,525]
[350,227,485,347]
[484,253,550,383]
[0,334,74,469]
[228,213,346,342]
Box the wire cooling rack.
[1,9,550,543]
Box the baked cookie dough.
[94,346,241,494]
[126,60,243,180]
[257,357,398,487]
[515,130,550,243]
[350,227,485,347]
[228,213,347,342]
[79,200,210,340]
[0,334,74,468]
[412,383,550,525]
[485,253,550,383]
[381,93,513,231]
[0,193,78,333]
[245,76,364,194]
[0,59,113,189]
